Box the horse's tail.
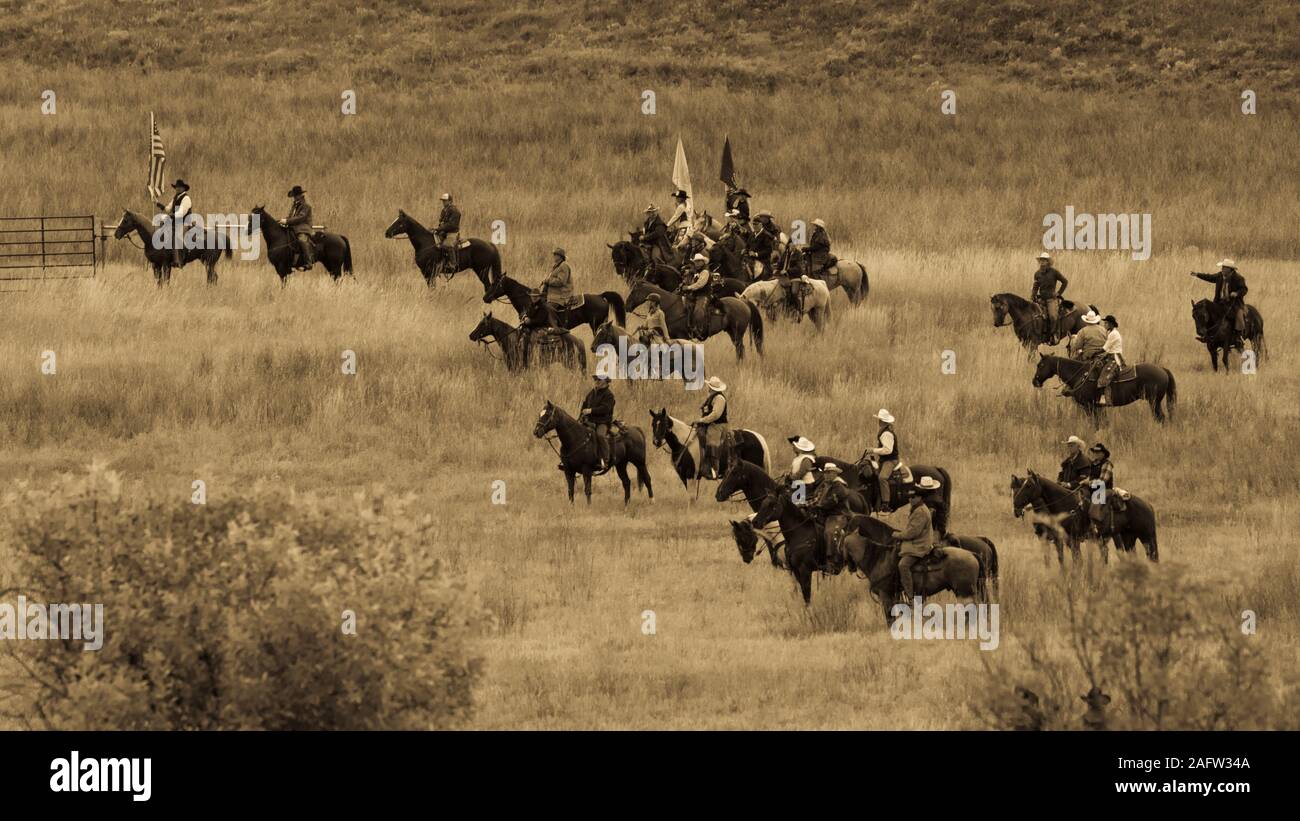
[342,235,354,277]
[601,291,626,326]
[490,242,502,283]
[1163,368,1177,419]
[748,429,772,475]
[854,263,869,304]
[746,299,764,355]
[570,333,587,371]
[979,537,999,599]
[938,466,953,514]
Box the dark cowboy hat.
[731,188,750,197]
[552,247,566,258]
[287,185,306,197]
[171,179,189,190]
[593,374,611,384]
[1089,443,1111,458]
[1102,314,1118,327]
[672,189,688,199]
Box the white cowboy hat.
[1064,435,1085,446]
[812,218,826,228]
[705,376,726,393]
[875,409,895,424]
[917,476,942,490]
[756,210,772,218]
[788,436,815,453]
[1037,252,1051,260]
[440,193,451,200]
[692,253,708,263]
[725,209,739,217]
[1081,310,1101,324]
[822,463,842,474]
[645,204,659,213]
[1217,258,1236,269]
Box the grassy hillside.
[2,0,1299,90]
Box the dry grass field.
[2,7,1299,728]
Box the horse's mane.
[398,209,429,232]
[731,459,776,490]
[993,292,1031,308]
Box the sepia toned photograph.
[1,0,1295,802]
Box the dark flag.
[719,135,736,189]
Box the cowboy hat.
[440,193,452,200]
[1103,314,1118,326]
[755,209,772,218]
[916,476,942,490]
[1089,442,1111,457]
[811,218,826,228]
[551,247,565,258]
[692,253,708,263]
[822,463,843,474]
[875,409,895,424]
[647,293,661,303]
[704,376,726,392]
[788,436,816,453]
[1064,435,1085,446]
[1081,310,1101,324]
[731,189,750,197]
[593,374,611,384]
[1217,258,1236,269]
[1037,252,1051,260]
[171,179,189,190]
[645,204,659,213]
[672,189,688,199]
[287,185,306,197]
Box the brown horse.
[625,281,763,360]
[469,312,586,372]
[385,209,501,291]
[113,209,232,286]
[1032,354,1176,424]
[249,206,352,285]
[846,515,984,626]
[533,401,652,505]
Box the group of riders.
[1057,435,1127,533]
[1027,251,1252,403]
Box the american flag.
[147,112,166,202]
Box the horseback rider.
[811,462,854,570]
[862,408,901,508]
[891,487,935,604]
[539,247,573,325]
[913,475,947,539]
[434,193,461,273]
[1191,259,1248,344]
[725,185,751,222]
[1061,309,1106,397]
[641,204,672,266]
[634,292,670,346]
[1094,315,1124,406]
[1057,435,1091,487]
[693,376,729,480]
[787,436,818,490]
[154,178,193,267]
[1082,442,1126,526]
[667,190,692,244]
[579,374,615,471]
[1032,252,1069,344]
[284,185,315,270]
[750,211,780,279]
[718,210,749,257]
[807,219,833,278]
[679,253,715,340]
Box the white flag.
[672,136,693,217]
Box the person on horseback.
[283,185,315,270]
[811,462,854,570]
[718,211,748,256]
[1061,310,1106,397]
[1082,442,1126,527]
[787,436,818,490]
[668,190,692,244]
[807,219,834,278]
[1032,252,1069,344]
[679,253,714,340]
[1191,259,1248,345]
[154,178,193,267]
[434,193,461,274]
[634,292,670,346]
[891,487,935,604]
[641,204,672,266]
[725,186,751,222]
[1057,435,1091,487]
[540,247,573,325]
[1094,315,1124,406]
[693,376,729,480]
[862,409,901,508]
[750,211,780,280]
[579,374,615,471]
[914,475,947,538]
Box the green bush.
[0,465,488,730]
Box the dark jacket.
[1032,266,1068,300]
[286,198,313,234]
[751,222,779,256]
[1195,270,1247,303]
[436,204,461,235]
[1058,452,1091,486]
[642,215,670,251]
[581,387,614,425]
[726,193,750,221]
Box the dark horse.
[1011,472,1091,567]
[991,293,1089,349]
[249,206,352,285]
[626,281,763,360]
[1191,298,1266,372]
[533,400,652,505]
[482,273,626,333]
[1032,353,1176,424]
[717,460,787,568]
[468,312,586,372]
[649,408,771,487]
[708,241,755,281]
[641,264,747,299]
[384,209,501,292]
[1013,471,1158,565]
[608,239,682,282]
[856,462,952,516]
[113,210,232,286]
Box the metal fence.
[0,215,97,289]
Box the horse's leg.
[732,324,745,361]
[1144,532,1158,562]
[615,462,631,505]
[583,471,593,505]
[795,560,814,606]
[565,470,576,504]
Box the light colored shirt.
[1103,329,1123,355]
[171,194,192,220]
[697,393,726,424]
[791,454,816,485]
[871,430,896,457]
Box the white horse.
[741,275,832,330]
[649,409,771,486]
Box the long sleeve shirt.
[1102,329,1123,355]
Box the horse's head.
[609,240,640,279]
[1011,471,1040,518]
[649,408,671,448]
[113,210,134,239]
[750,484,789,530]
[1031,351,1055,387]
[468,311,494,342]
[730,519,759,564]
[482,274,506,304]
[990,295,1009,327]
[1191,298,1215,340]
[384,210,410,239]
[533,400,558,439]
[592,321,617,352]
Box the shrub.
[0,465,489,730]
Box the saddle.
[1112,365,1138,383]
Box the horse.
[533,400,652,505]
[691,211,725,241]
[779,248,869,305]
[468,311,586,372]
[590,321,699,381]
[1032,353,1176,424]
[717,460,786,568]
[856,461,953,516]
[1191,298,1266,372]
[990,293,1089,349]
[707,241,756,281]
[642,265,747,300]
[649,408,770,487]
[1011,471,1093,567]
[608,239,682,283]
[741,277,831,330]
[843,514,985,626]
[249,206,352,285]
[483,274,625,333]
[113,209,232,286]
[384,209,501,291]
[744,466,837,604]
[625,281,763,360]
